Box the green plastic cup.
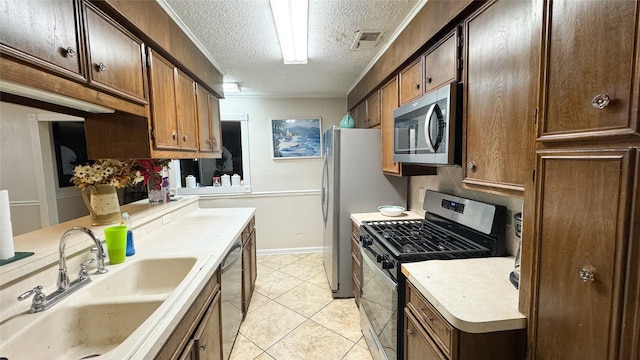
[104,225,127,265]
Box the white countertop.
[402,258,526,333]
[0,199,255,359]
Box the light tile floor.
[230,253,373,360]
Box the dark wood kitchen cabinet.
[354,100,367,129]
[538,0,640,141]
[365,91,381,128]
[404,280,525,360]
[0,0,85,80]
[83,2,147,104]
[196,84,222,155]
[380,76,401,175]
[462,0,535,196]
[156,268,222,360]
[148,49,198,151]
[399,58,423,106]
[242,216,256,317]
[422,31,458,94]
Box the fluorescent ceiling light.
[223,82,241,93]
[0,80,115,113]
[270,0,308,64]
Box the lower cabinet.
[351,221,362,305]
[156,267,222,360]
[242,216,256,317]
[404,280,525,360]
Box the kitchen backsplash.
[409,166,523,257]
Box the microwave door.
[424,103,445,153]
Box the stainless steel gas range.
[358,190,507,360]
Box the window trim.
[171,113,251,195]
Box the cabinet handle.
[579,267,595,283]
[183,135,188,142]
[425,77,432,84]
[591,94,611,109]
[467,161,477,171]
[172,132,178,140]
[65,47,76,58]
[96,62,107,72]
[413,83,420,90]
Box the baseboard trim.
[256,246,323,256]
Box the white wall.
[199,97,346,252]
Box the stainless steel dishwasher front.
[221,238,243,360]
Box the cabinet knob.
[467,161,477,171]
[96,62,107,72]
[212,137,217,148]
[199,341,207,350]
[579,267,595,283]
[591,94,610,109]
[413,83,420,91]
[183,135,188,142]
[172,132,178,140]
[65,47,76,58]
[425,77,432,84]
[407,328,413,336]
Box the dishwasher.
[221,238,243,360]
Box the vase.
[81,184,121,225]
[147,172,165,205]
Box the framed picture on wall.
[270,117,322,159]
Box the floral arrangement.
[130,159,171,188]
[71,159,143,189]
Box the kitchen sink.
[86,257,197,297]
[0,300,162,360]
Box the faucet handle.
[78,259,95,281]
[90,246,108,275]
[18,285,46,308]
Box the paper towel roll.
[0,190,15,260]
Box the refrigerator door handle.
[321,153,329,222]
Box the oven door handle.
[360,246,397,291]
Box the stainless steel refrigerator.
[321,126,407,298]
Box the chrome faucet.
[18,226,108,313]
[58,226,107,290]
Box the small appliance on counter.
[510,212,522,289]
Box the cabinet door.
[0,0,84,80]
[463,0,534,194]
[209,96,222,154]
[242,236,252,317]
[148,51,179,149]
[532,148,638,360]
[354,101,367,129]
[404,309,447,360]
[175,70,198,151]
[196,84,214,152]
[194,291,223,360]
[399,58,423,105]
[250,230,257,292]
[539,0,640,140]
[84,3,147,103]
[423,31,458,93]
[366,91,381,128]
[380,76,401,175]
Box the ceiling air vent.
[350,30,384,50]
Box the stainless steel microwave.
[393,82,461,166]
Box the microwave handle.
[424,103,444,153]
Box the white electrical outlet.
[418,187,425,201]
[162,214,171,224]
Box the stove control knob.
[382,260,395,270]
[361,236,373,247]
[376,254,386,263]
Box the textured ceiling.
[160,0,421,98]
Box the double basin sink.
[0,256,198,359]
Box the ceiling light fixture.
[223,82,241,93]
[269,0,308,64]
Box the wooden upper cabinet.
[380,76,401,175]
[148,50,179,149]
[531,148,639,360]
[462,0,535,195]
[539,0,640,141]
[84,2,147,104]
[175,70,198,151]
[366,91,381,128]
[0,0,84,80]
[354,101,367,128]
[196,84,222,154]
[399,58,423,105]
[423,31,458,93]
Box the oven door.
[360,245,398,360]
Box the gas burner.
[402,243,418,253]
